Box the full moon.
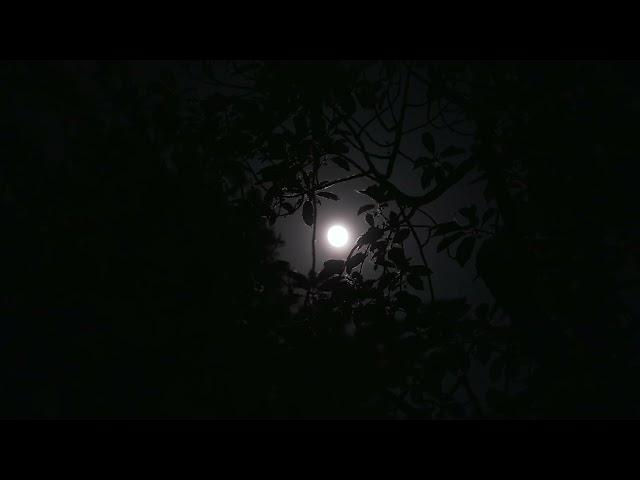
[327,225,349,248]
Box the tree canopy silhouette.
[2,60,639,418]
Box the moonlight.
[327,225,349,248]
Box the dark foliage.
[0,63,292,417]
[2,61,640,418]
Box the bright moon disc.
[327,225,349,248]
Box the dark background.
[2,60,639,418]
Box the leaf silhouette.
[395,229,411,243]
[365,213,375,226]
[319,275,342,291]
[389,211,399,228]
[388,247,405,266]
[281,202,296,214]
[287,270,309,288]
[17,59,618,419]
[422,131,435,153]
[302,200,314,226]
[317,259,345,283]
[413,156,433,170]
[356,227,384,248]
[456,236,476,267]
[357,204,375,215]
[378,272,396,291]
[350,271,363,283]
[317,191,339,201]
[407,274,424,291]
[346,252,366,273]
[358,185,388,203]
[421,168,433,189]
[459,205,478,226]
[437,232,465,252]
[331,156,350,171]
[433,222,461,236]
[322,259,345,275]
[373,240,388,251]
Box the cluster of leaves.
[182,62,508,415]
[211,61,640,417]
